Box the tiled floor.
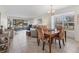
[7,30,79,53]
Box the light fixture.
[48,5,55,15]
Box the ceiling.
[0,5,69,19]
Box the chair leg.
[51,39,53,44]
[62,39,65,46]
[65,37,66,42]
[48,39,53,44]
[59,40,61,48]
[49,39,51,53]
[65,31,66,42]
[37,38,40,46]
[42,41,45,50]
[55,39,56,44]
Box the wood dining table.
[44,30,60,53]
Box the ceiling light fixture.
[48,5,55,15]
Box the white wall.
[42,14,51,28]
[74,10,79,41]
[1,12,7,29]
[32,18,38,25]
[0,7,8,29]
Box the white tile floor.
[7,30,79,53]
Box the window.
[53,14,74,30]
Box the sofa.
[30,28,37,38]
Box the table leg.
[49,37,51,53]
[65,31,66,42]
[37,38,40,46]
[42,41,45,50]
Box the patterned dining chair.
[36,26,44,46]
[54,26,65,48]
[42,25,50,50]
[36,25,51,52]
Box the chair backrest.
[42,25,49,33]
[36,25,44,40]
[57,26,62,32]
[59,27,65,39]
